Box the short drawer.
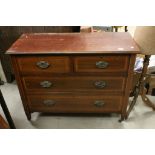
[74,55,129,73]
[16,55,71,75]
[28,94,122,113]
[23,76,126,93]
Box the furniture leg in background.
[0,90,16,129]
[126,55,155,120]
[112,26,128,32]
[125,26,155,120]
[125,26,128,32]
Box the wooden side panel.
[11,56,31,120]
[121,54,136,119]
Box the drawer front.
[74,55,129,73]
[23,76,125,93]
[17,56,71,74]
[28,94,122,112]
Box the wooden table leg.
[125,26,128,32]
[126,55,155,120]
[141,75,155,110]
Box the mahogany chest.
[6,32,140,121]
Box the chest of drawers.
[7,32,140,121]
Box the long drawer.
[74,55,129,73]
[23,76,126,93]
[27,94,123,113]
[16,55,71,74]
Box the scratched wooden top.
[6,32,140,54]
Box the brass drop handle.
[36,61,50,69]
[94,100,105,107]
[43,100,55,106]
[40,81,53,88]
[96,61,109,69]
[94,81,106,89]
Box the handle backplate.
[40,81,53,88]
[94,100,105,107]
[94,81,106,89]
[96,61,109,69]
[43,100,55,106]
[36,61,50,69]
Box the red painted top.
[6,32,140,54]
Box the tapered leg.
[125,26,128,32]
[118,113,126,122]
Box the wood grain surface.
[6,32,141,54]
[28,94,123,113]
[8,33,141,120]
[74,55,129,72]
[23,76,125,93]
[17,55,71,74]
